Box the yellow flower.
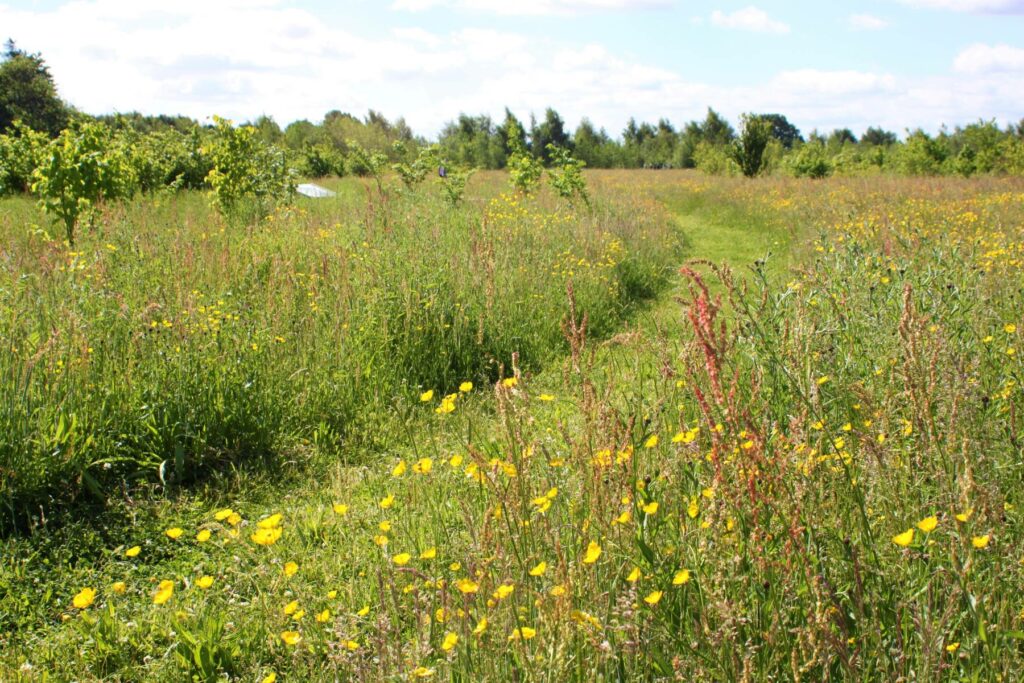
[673,569,691,585]
[1006,324,1017,334]
[459,381,473,393]
[916,516,938,533]
[196,529,211,543]
[112,581,127,594]
[644,435,659,448]
[508,626,536,641]
[280,630,302,646]
[196,575,214,589]
[153,580,174,605]
[442,632,458,652]
[345,640,360,650]
[165,527,184,540]
[529,561,547,577]
[373,534,389,547]
[551,585,567,597]
[333,503,349,515]
[582,541,602,564]
[420,390,434,402]
[227,512,242,526]
[946,642,960,653]
[214,508,233,521]
[72,587,96,609]
[327,590,338,599]
[501,377,518,388]
[972,535,991,549]
[393,553,412,566]
[357,605,370,616]
[955,509,973,523]
[494,583,515,599]
[473,617,488,635]
[412,667,435,678]
[642,501,659,515]
[283,600,299,615]
[413,458,433,474]
[379,520,392,532]
[125,546,141,558]
[251,527,282,546]
[449,454,464,467]
[817,375,830,385]
[420,547,437,560]
[283,561,299,577]
[257,513,282,529]
[261,673,277,683]
[538,394,555,401]
[380,494,395,509]
[892,528,914,547]
[391,460,407,477]
[456,578,480,594]
[644,591,663,606]
[687,500,699,519]
[316,609,331,623]
[626,567,641,583]
[614,510,631,525]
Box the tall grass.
[0,175,678,527]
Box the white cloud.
[848,13,889,30]
[954,43,1024,73]
[709,6,790,34]
[897,0,1024,13]
[391,0,671,15]
[0,1,1021,139]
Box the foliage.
[204,116,295,220]
[730,114,772,178]
[31,119,135,244]
[692,140,737,176]
[787,141,833,178]
[505,118,543,194]
[0,120,47,195]
[545,143,589,206]
[0,40,68,136]
[344,139,389,196]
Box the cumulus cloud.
[897,0,1024,13]
[848,13,889,30]
[709,6,790,33]
[954,43,1024,73]
[0,0,1020,138]
[391,0,672,15]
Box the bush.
[787,142,833,178]
[204,117,295,220]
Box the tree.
[861,126,897,146]
[730,114,772,178]
[699,108,736,146]
[828,128,858,147]
[0,40,69,136]
[497,108,528,159]
[529,108,571,164]
[756,113,803,149]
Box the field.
[3,170,1024,681]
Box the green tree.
[529,108,571,164]
[0,120,47,194]
[546,143,589,207]
[204,117,295,219]
[0,40,68,136]
[756,113,803,149]
[730,114,772,178]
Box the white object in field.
[296,183,336,198]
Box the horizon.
[1,0,1023,139]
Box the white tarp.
[296,183,336,198]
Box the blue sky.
[2,0,1022,138]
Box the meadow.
[2,170,1024,681]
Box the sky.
[1,0,1023,139]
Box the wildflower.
[687,499,699,519]
[644,435,659,448]
[227,512,242,526]
[214,508,234,521]
[393,553,412,566]
[501,377,517,388]
[917,516,938,533]
[380,494,395,509]
[125,546,141,558]
[473,617,488,635]
[112,581,127,594]
[551,585,567,597]
[357,605,370,616]
[333,503,349,515]
[613,510,631,525]
[946,642,960,653]
[153,580,174,605]
[316,609,330,623]
[392,461,407,477]
[283,561,298,577]
[413,458,433,474]
[251,527,282,546]
[583,541,602,564]
[420,390,434,402]
[1006,324,1017,334]
[955,510,972,523]
[345,640,359,650]
[817,375,830,385]
[459,381,473,393]
[197,576,214,589]
[379,520,392,532]
[420,547,437,560]
[165,527,184,540]
[280,631,301,646]
[449,454,464,467]
[257,513,283,529]
[196,529,211,543]
[892,529,914,547]
[529,561,547,577]
[644,591,663,605]
[539,394,555,401]
[972,535,991,549]
[373,535,389,546]
[442,632,458,652]
[261,673,277,683]
[456,578,480,594]
[673,569,691,585]
[509,626,536,641]
[413,667,435,678]
[327,590,338,599]
[72,587,96,609]
[626,567,641,582]
[284,600,299,615]
[642,501,659,515]
[494,583,515,600]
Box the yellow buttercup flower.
[582,541,602,564]
[673,569,691,585]
[153,580,174,605]
[393,553,412,566]
[972,535,991,549]
[72,587,96,609]
[112,581,127,594]
[261,673,277,683]
[626,567,641,582]
[316,609,331,623]
[916,516,938,533]
[494,583,515,599]
[196,529,211,543]
[642,501,659,515]
[442,632,458,652]
[420,390,434,402]
[644,591,663,605]
[392,460,407,477]
[196,575,214,589]
[283,561,299,576]
[529,561,547,577]
[125,546,141,558]
[508,626,536,641]
[459,381,473,393]
[251,527,282,546]
[165,527,184,540]
[257,513,282,529]
[283,600,299,615]
[473,617,488,635]
[380,494,395,509]
[420,547,437,560]
[333,503,349,515]
[892,528,914,547]
[456,578,480,594]
[644,435,659,448]
[214,508,233,521]
[280,630,301,645]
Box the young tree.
[0,40,69,136]
[529,108,571,164]
[730,114,772,178]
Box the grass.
[3,170,1024,681]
